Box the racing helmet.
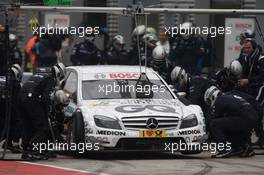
[152,45,166,63]
[53,90,70,106]
[132,25,146,37]
[9,33,17,42]
[180,22,193,40]
[204,85,221,106]
[143,33,158,48]
[146,27,157,36]
[9,33,18,49]
[132,25,146,43]
[229,60,243,79]
[11,64,22,81]
[113,35,125,51]
[240,29,255,45]
[170,66,188,86]
[52,62,66,84]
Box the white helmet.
[11,64,22,81]
[240,29,255,39]
[229,60,243,79]
[53,62,66,84]
[9,33,16,42]
[53,90,70,106]
[180,22,193,40]
[143,33,158,48]
[132,25,146,37]
[9,34,18,48]
[132,25,146,43]
[113,35,125,51]
[170,66,188,86]
[146,27,157,36]
[204,85,221,106]
[240,29,255,45]
[152,45,166,63]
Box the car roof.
[67,65,157,74]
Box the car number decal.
[115,105,177,113]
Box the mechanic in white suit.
[156,31,170,57]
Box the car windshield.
[82,79,174,100]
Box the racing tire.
[67,111,85,154]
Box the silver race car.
[63,65,206,153]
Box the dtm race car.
[62,65,206,153]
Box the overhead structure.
[18,5,264,15]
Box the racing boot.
[252,136,264,149]
[43,150,57,158]
[21,152,49,161]
[2,141,22,153]
[21,146,49,161]
[211,149,233,158]
[240,144,255,157]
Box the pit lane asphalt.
[1,149,264,175]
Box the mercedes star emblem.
[146,118,158,129]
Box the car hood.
[80,99,192,120]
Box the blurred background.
[1,0,264,69]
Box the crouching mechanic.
[50,89,70,143]
[226,90,264,149]
[19,63,66,160]
[204,86,259,158]
[170,66,211,118]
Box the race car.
[62,65,206,153]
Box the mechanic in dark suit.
[204,86,258,158]
[19,63,65,160]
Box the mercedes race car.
[63,65,206,153]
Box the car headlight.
[180,114,198,129]
[94,115,121,130]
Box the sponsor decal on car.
[178,130,201,136]
[64,101,77,117]
[96,130,126,136]
[115,104,178,114]
[85,72,160,80]
[139,130,166,138]
[109,73,140,79]
[120,99,180,106]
